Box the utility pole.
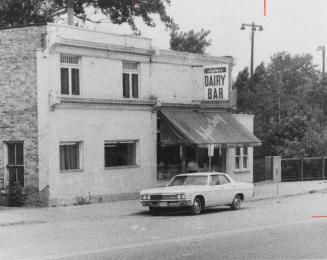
[317,46,325,79]
[240,22,264,78]
[131,0,135,15]
[67,0,74,25]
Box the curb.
[251,188,327,202]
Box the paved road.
[1,192,327,259]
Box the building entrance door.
[6,142,24,187]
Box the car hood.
[140,185,207,194]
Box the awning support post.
[180,144,186,173]
[209,156,212,172]
[208,144,214,172]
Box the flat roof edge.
[0,23,47,31]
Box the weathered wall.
[44,108,156,206]
[37,28,157,205]
[0,25,45,204]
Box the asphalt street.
[1,192,327,259]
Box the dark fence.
[281,157,326,182]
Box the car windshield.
[168,175,208,186]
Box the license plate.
[158,202,168,207]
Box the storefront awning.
[159,109,261,147]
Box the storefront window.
[104,141,137,168]
[198,147,226,172]
[157,144,227,180]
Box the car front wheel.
[190,197,202,215]
[231,194,241,210]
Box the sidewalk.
[253,179,327,200]
[1,180,327,225]
[0,199,142,226]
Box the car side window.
[210,175,219,185]
[218,175,230,185]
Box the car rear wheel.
[190,197,202,215]
[231,194,241,210]
[149,207,161,216]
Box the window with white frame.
[104,140,137,168]
[122,61,139,99]
[235,147,249,170]
[60,55,80,96]
[60,142,82,171]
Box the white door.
[218,175,234,204]
[206,175,227,206]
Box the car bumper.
[141,200,192,208]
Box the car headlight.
[141,194,150,200]
[177,193,185,200]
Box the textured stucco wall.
[38,29,158,204]
[42,107,156,206]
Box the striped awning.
[159,109,261,148]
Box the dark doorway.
[197,147,226,172]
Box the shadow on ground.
[129,206,249,217]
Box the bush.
[8,181,24,207]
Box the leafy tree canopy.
[234,52,327,158]
[170,27,211,54]
[0,0,174,34]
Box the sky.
[84,0,327,77]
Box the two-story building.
[0,23,260,206]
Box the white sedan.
[140,172,254,215]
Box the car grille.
[150,194,177,201]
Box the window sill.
[60,169,84,173]
[233,169,250,174]
[57,97,156,108]
[105,165,140,170]
[61,94,81,97]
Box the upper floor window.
[60,55,80,96]
[235,147,248,170]
[122,61,139,99]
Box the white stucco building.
[0,23,260,206]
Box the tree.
[234,63,267,114]
[170,28,211,54]
[234,67,250,112]
[0,0,174,34]
[234,52,326,158]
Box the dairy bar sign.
[203,65,229,101]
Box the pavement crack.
[0,220,47,227]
